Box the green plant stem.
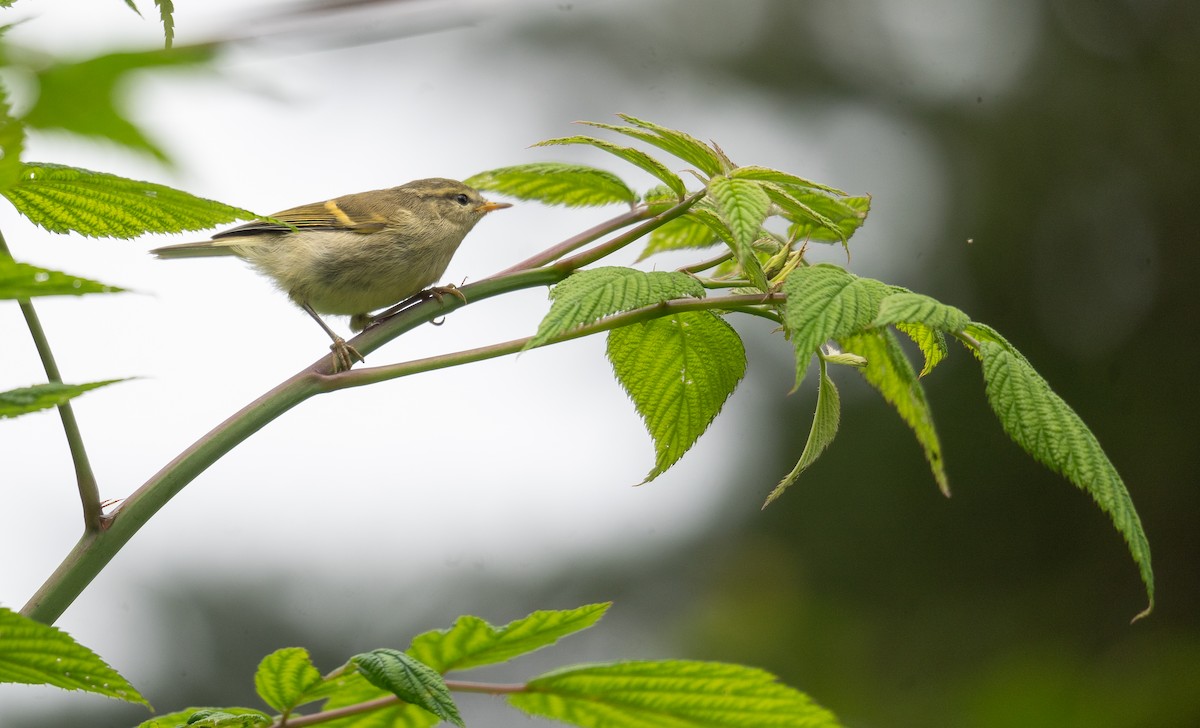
[553,190,706,272]
[677,249,733,274]
[276,679,527,728]
[21,194,705,624]
[0,229,103,531]
[278,694,400,728]
[493,204,650,276]
[326,293,785,392]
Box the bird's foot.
[330,336,365,373]
[426,283,468,304]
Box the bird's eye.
[454,194,470,206]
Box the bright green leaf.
[509,660,842,728]
[0,85,24,191]
[765,357,841,506]
[786,194,871,245]
[253,647,322,714]
[0,606,149,706]
[707,176,771,291]
[685,205,737,245]
[874,291,969,332]
[875,291,969,377]
[0,380,126,419]
[972,332,1154,619]
[156,0,175,47]
[578,116,724,177]
[1,163,257,239]
[894,322,948,378]
[637,212,720,260]
[641,184,680,210]
[617,114,727,176]
[534,136,687,199]
[351,649,463,727]
[761,183,846,249]
[0,256,125,298]
[608,311,747,483]
[408,603,610,673]
[465,163,636,207]
[22,46,214,163]
[840,329,949,497]
[730,165,846,196]
[782,265,891,388]
[137,707,271,727]
[529,267,704,349]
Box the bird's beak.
[478,200,513,214]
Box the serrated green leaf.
[578,116,724,177]
[875,292,969,377]
[0,606,149,706]
[608,311,746,483]
[408,603,610,673]
[0,256,125,298]
[529,267,704,349]
[465,163,635,207]
[974,336,1154,619]
[0,380,126,419]
[637,212,720,260]
[509,660,842,728]
[535,136,687,199]
[685,205,736,245]
[641,184,679,209]
[351,649,463,727]
[253,647,321,714]
[617,114,727,176]
[707,176,771,291]
[765,357,841,506]
[874,291,969,332]
[729,165,846,196]
[761,183,846,249]
[22,46,213,162]
[782,265,891,388]
[786,194,871,245]
[156,0,175,47]
[895,322,948,377]
[1,163,257,238]
[840,328,949,497]
[0,85,24,191]
[138,707,272,728]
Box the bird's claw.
[330,337,365,373]
[427,284,468,304]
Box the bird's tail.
[150,241,240,259]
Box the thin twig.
[326,292,786,391]
[493,205,651,276]
[0,229,103,531]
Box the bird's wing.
[213,195,392,239]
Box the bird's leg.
[301,302,363,373]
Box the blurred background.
[1,1,1197,726]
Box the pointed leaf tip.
[608,311,747,483]
[974,333,1154,617]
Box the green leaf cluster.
[465,117,1153,614]
[138,603,840,728]
[470,115,871,287]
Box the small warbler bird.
[151,178,511,372]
